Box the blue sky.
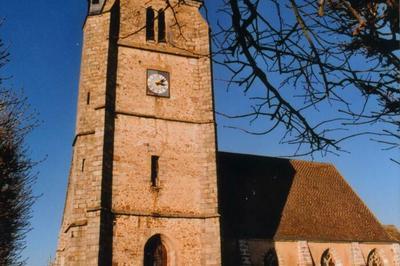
[0,1,398,265]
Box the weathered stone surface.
[55,0,221,265]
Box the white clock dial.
[147,73,169,95]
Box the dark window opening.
[264,248,279,266]
[321,249,335,266]
[92,0,99,4]
[151,156,159,187]
[158,9,166,42]
[86,92,91,105]
[144,235,167,266]
[146,7,155,41]
[81,159,86,172]
[367,249,383,266]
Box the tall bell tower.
[55,0,222,265]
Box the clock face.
[147,70,170,97]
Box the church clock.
[147,69,170,97]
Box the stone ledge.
[113,209,220,220]
[118,40,208,59]
[87,206,105,213]
[115,109,214,125]
[64,219,88,233]
[72,130,96,146]
[85,206,220,219]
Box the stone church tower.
[55,0,222,265]
[55,0,400,265]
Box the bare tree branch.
[212,0,399,158]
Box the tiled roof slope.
[384,225,400,242]
[217,152,392,242]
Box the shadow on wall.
[217,152,296,265]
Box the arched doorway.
[144,234,167,266]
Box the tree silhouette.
[0,23,38,265]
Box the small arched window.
[367,249,383,266]
[146,7,155,41]
[144,234,167,266]
[158,9,166,42]
[321,249,335,266]
[264,248,279,266]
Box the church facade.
[54,0,399,265]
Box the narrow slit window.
[92,0,99,4]
[86,92,91,105]
[158,9,166,43]
[146,7,155,41]
[81,159,86,172]
[151,156,159,187]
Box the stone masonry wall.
[55,1,117,264]
[111,0,221,265]
[119,0,209,56]
[112,216,221,265]
[56,0,221,265]
[244,240,399,266]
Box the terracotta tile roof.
[384,225,400,242]
[217,151,392,242]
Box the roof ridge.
[217,150,333,166]
[289,158,333,167]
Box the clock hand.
[155,79,166,86]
